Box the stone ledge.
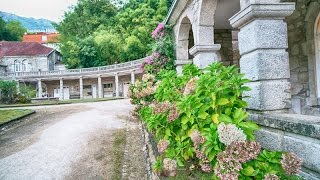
[250,113,320,140]
[230,3,296,28]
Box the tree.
[0,17,26,41]
[6,20,26,41]
[57,0,171,68]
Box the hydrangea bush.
[128,24,303,180]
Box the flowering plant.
[131,63,303,179]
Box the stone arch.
[176,16,195,74]
[315,13,320,98]
[305,2,320,104]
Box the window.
[42,35,47,42]
[22,60,27,72]
[14,60,20,72]
[104,83,113,89]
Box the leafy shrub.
[128,23,303,179]
[0,80,17,104]
[129,64,303,179]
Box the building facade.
[165,0,320,179]
[0,41,143,100]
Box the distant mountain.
[0,11,56,32]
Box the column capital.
[79,76,83,79]
[230,3,295,28]
[189,45,221,56]
[114,72,118,76]
[130,69,135,73]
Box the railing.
[0,58,144,79]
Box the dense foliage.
[57,0,171,68]
[0,17,26,41]
[0,81,36,104]
[128,25,303,179]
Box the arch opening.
[176,17,195,63]
[315,13,320,98]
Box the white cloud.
[0,0,78,22]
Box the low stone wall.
[250,113,320,179]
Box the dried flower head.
[201,163,212,173]
[190,130,206,146]
[142,74,155,82]
[157,139,170,154]
[183,77,199,96]
[163,158,177,177]
[281,152,303,175]
[227,141,261,163]
[217,123,246,146]
[264,174,279,180]
[152,102,180,122]
[214,151,242,180]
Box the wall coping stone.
[250,113,320,139]
[230,3,296,28]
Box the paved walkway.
[0,99,134,180]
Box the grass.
[111,129,127,180]
[0,109,34,126]
[0,97,123,108]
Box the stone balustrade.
[0,59,144,80]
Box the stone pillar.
[59,78,64,100]
[79,77,83,99]
[115,73,119,97]
[98,75,103,98]
[131,70,135,84]
[16,80,20,94]
[189,44,221,69]
[230,1,295,112]
[37,79,42,98]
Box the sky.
[0,0,78,22]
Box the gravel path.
[0,99,134,180]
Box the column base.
[189,45,221,69]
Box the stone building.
[0,41,62,72]
[0,41,143,100]
[165,0,320,178]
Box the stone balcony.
[0,59,144,81]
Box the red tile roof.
[23,33,60,44]
[0,41,54,57]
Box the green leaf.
[217,98,229,106]
[218,114,232,123]
[198,111,208,119]
[181,116,189,125]
[241,165,255,176]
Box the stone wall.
[251,113,320,179]
[283,0,320,115]
[1,56,49,72]
[0,66,6,74]
[214,29,234,65]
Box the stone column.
[230,0,295,112]
[189,44,221,69]
[37,79,42,98]
[98,75,103,98]
[59,78,64,100]
[131,70,135,84]
[79,77,83,99]
[16,80,20,94]
[115,73,119,97]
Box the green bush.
[0,80,17,104]
[129,64,303,179]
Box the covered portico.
[166,0,320,178]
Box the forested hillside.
[0,11,55,32]
[57,0,172,68]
